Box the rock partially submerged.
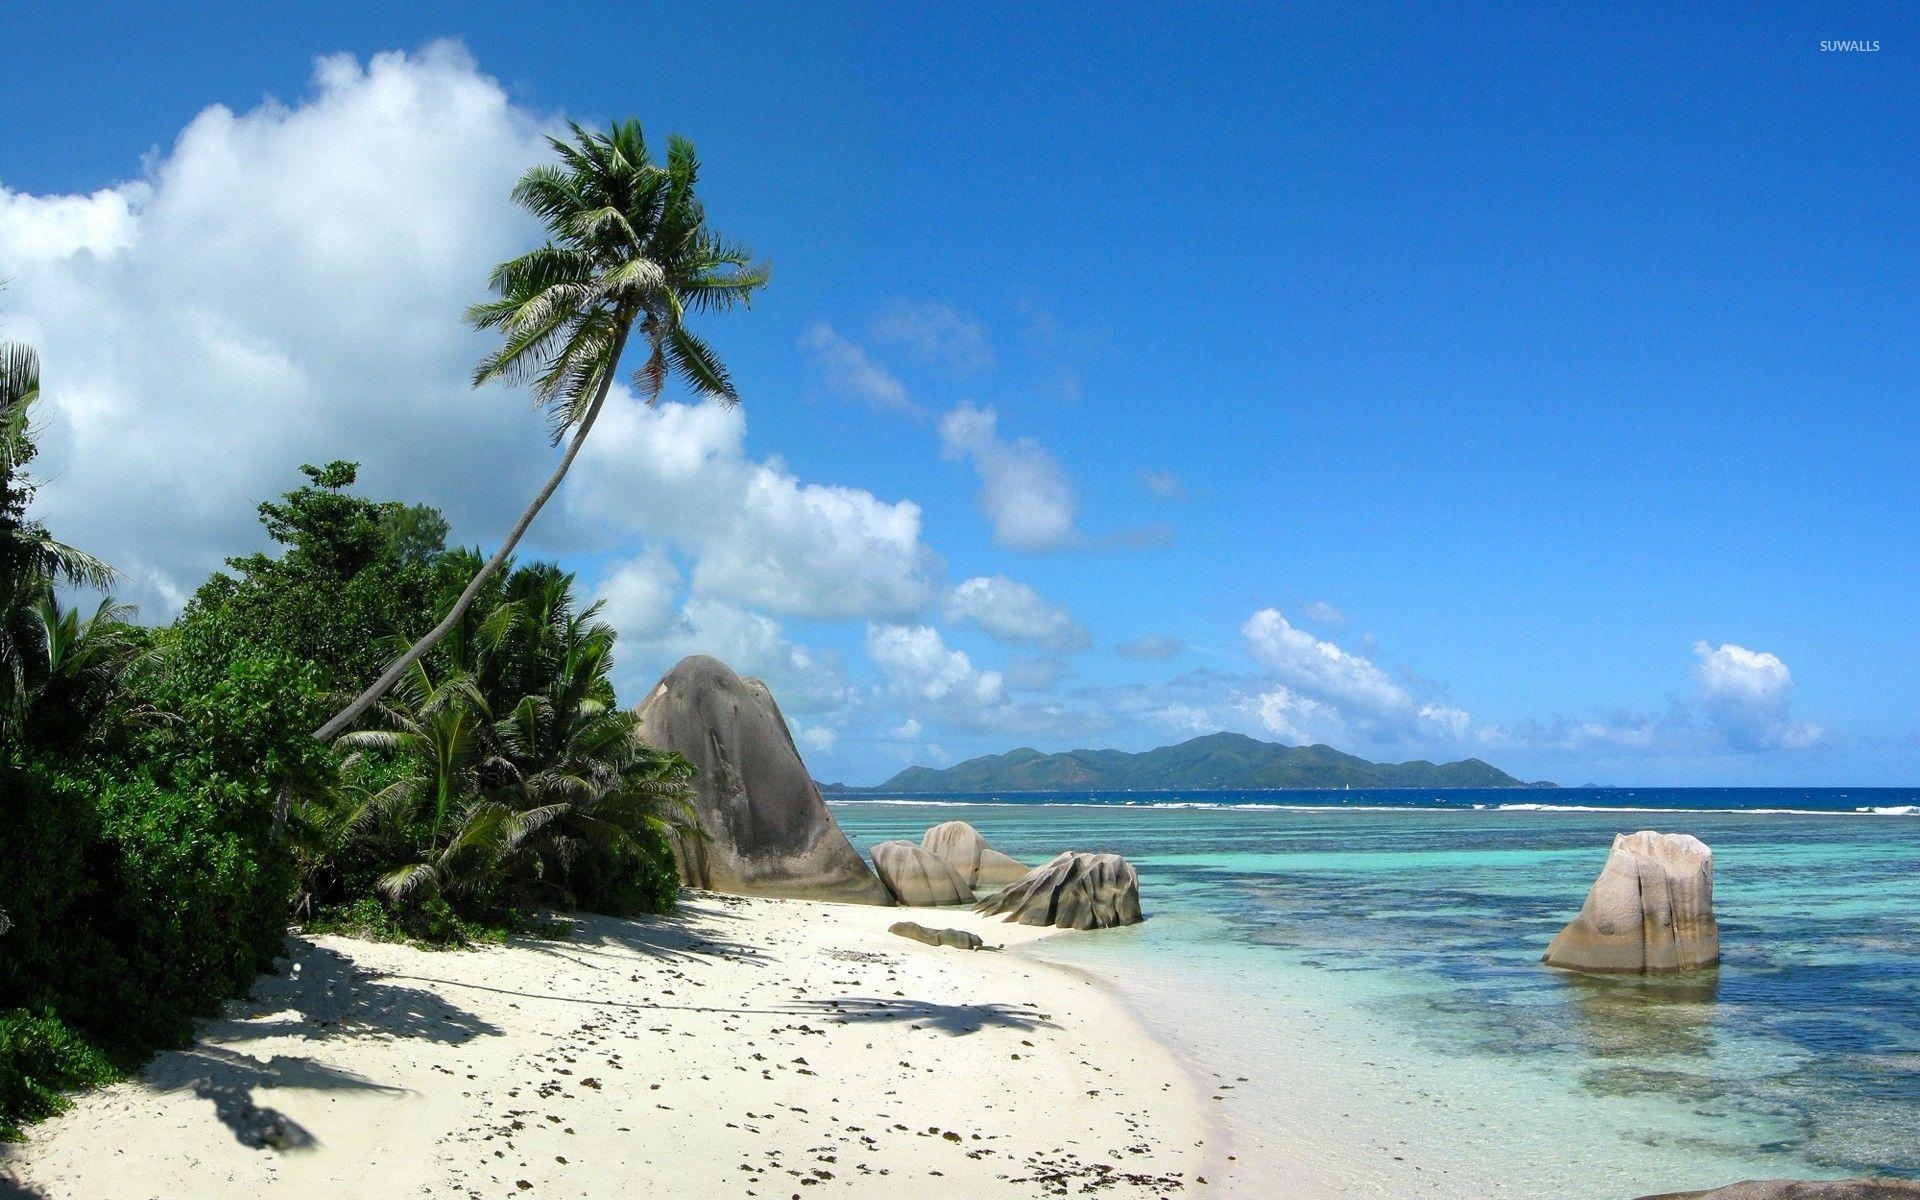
[976,851,1143,930]
[1545,831,1718,973]
[1637,1182,1920,1199]
[921,820,1030,891]
[872,840,974,906]
[633,656,890,905]
[888,921,985,951]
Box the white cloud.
[1139,469,1185,500]
[1478,641,1832,760]
[611,595,848,715]
[938,404,1079,551]
[1418,702,1473,741]
[1115,633,1185,661]
[571,395,940,621]
[1241,608,1469,745]
[0,44,560,616]
[796,724,838,753]
[871,300,991,373]
[797,321,919,415]
[1693,641,1827,751]
[942,575,1090,652]
[1243,609,1414,716]
[1248,686,1341,744]
[1301,600,1347,631]
[889,718,923,740]
[861,623,1110,743]
[864,623,1005,708]
[596,548,682,642]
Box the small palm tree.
[315,120,767,741]
[335,664,496,902]
[2,332,116,735]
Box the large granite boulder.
[1638,1182,1920,1199]
[975,851,1143,930]
[633,656,889,905]
[1545,831,1718,973]
[889,921,985,951]
[922,820,1030,891]
[871,840,974,906]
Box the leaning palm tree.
[315,119,767,741]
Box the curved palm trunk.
[313,326,631,743]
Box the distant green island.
[827,732,1553,793]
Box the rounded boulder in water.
[1544,830,1718,973]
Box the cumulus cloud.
[863,622,1110,742]
[596,548,682,642]
[871,300,992,373]
[1241,608,1468,745]
[1479,641,1831,760]
[1693,641,1828,750]
[797,321,919,415]
[938,404,1079,551]
[942,575,1090,652]
[865,623,1006,708]
[608,595,848,715]
[0,43,560,615]
[1115,634,1185,661]
[796,724,838,753]
[570,394,940,621]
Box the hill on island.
[838,732,1549,792]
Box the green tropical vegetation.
[0,117,752,1140]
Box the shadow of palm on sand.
[126,940,504,1152]
[554,907,771,968]
[795,996,1058,1037]
[144,1045,404,1151]
[219,942,504,1047]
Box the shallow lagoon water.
[834,790,1920,1198]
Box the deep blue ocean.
[833,788,1920,1198]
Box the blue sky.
[3,3,1915,785]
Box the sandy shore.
[0,894,1213,1199]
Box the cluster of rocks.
[632,656,1143,932]
[871,823,1143,932]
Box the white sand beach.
[0,896,1214,1199]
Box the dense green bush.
[304,895,515,948]
[0,655,323,1055]
[0,1011,117,1140]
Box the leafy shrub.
[0,1011,117,1140]
[304,896,516,948]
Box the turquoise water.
[833,790,1920,1198]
